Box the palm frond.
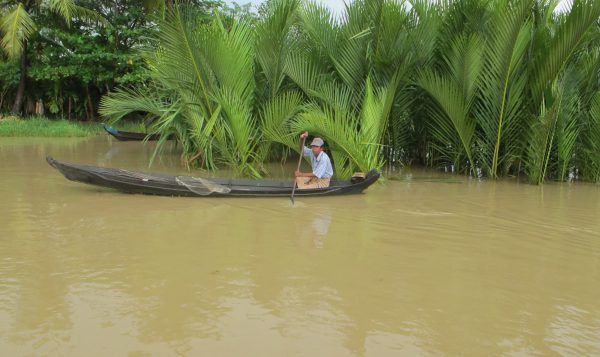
[474,0,532,178]
[213,88,259,176]
[201,16,255,103]
[153,5,218,116]
[328,0,374,91]
[260,90,305,151]
[99,87,167,123]
[285,51,328,95]
[530,0,600,102]
[417,34,482,171]
[407,0,442,67]
[255,0,300,99]
[369,1,417,82]
[525,101,554,184]
[555,71,581,181]
[49,0,109,27]
[0,3,36,58]
[300,1,338,52]
[580,92,600,182]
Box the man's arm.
[300,131,311,156]
[295,131,315,177]
[300,131,308,147]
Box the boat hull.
[102,123,161,141]
[46,156,380,197]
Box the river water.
[1,137,599,356]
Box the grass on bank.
[0,116,144,137]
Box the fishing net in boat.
[175,176,231,195]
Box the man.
[295,131,334,189]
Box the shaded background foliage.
[27,1,154,119]
[0,0,227,118]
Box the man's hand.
[295,170,302,177]
[300,131,308,139]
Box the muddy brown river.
[1,137,599,356]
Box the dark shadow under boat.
[46,156,380,198]
[102,123,162,141]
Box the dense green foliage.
[101,0,600,183]
[0,0,113,114]
[0,0,256,118]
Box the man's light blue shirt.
[303,147,334,179]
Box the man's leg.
[296,177,311,189]
[296,177,330,189]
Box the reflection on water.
[304,205,332,248]
[1,137,600,356]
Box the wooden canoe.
[47,156,380,198]
[102,123,161,141]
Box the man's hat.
[310,137,324,147]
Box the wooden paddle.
[290,136,307,205]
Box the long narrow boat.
[47,156,380,197]
[102,123,161,141]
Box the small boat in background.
[46,156,380,198]
[102,123,161,141]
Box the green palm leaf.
[255,0,300,99]
[417,34,482,171]
[99,87,167,122]
[474,0,532,178]
[555,71,581,181]
[49,0,109,27]
[530,0,600,103]
[148,5,218,118]
[0,3,36,58]
[259,91,305,164]
[581,92,600,182]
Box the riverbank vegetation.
[0,116,142,137]
[0,117,95,137]
[2,0,599,183]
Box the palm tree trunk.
[11,41,28,116]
